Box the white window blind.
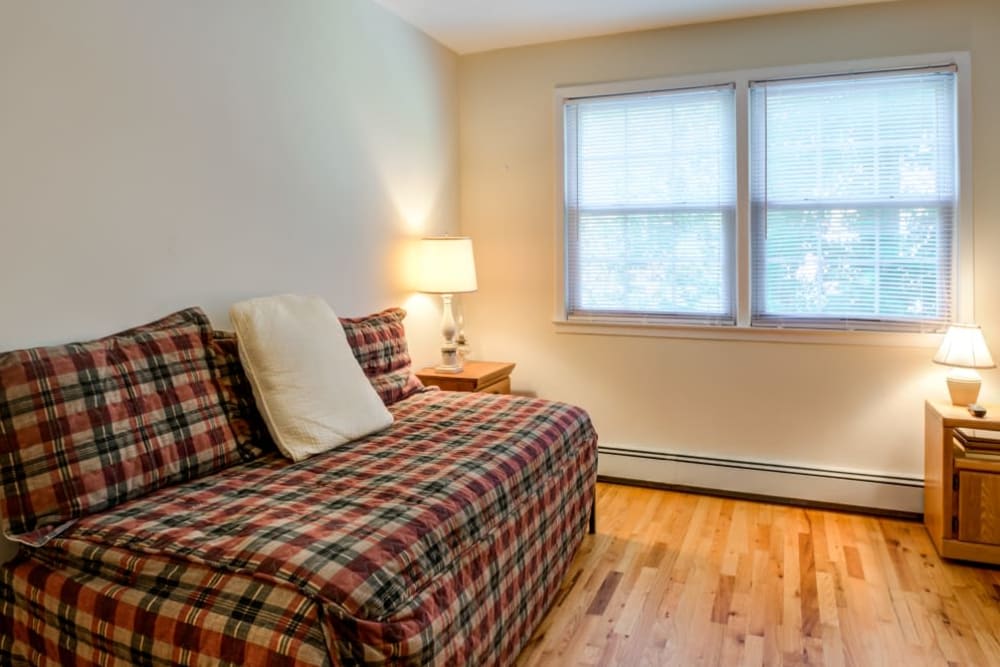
[564,85,736,324]
[750,67,958,331]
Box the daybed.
[0,307,597,666]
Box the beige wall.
[0,0,458,561]
[458,0,1000,492]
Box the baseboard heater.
[597,445,924,518]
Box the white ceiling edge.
[373,0,898,55]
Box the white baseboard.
[598,445,924,515]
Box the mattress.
[0,390,598,666]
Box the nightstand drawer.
[957,470,1000,545]
[416,361,515,395]
[479,377,510,395]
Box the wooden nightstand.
[924,400,1000,565]
[416,361,515,395]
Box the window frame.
[553,52,973,347]
[563,83,739,326]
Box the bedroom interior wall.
[0,0,459,562]
[458,0,1000,508]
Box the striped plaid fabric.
[0,542,330,667]
[208,331,273,461]
[339,308,426,405]
[1,390,597,666]
[0,309,268,543]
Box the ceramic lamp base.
[946,370,981,406]
[434,295,464,373]
[435,344,463,373]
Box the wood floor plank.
[798,531,821,640]
[518,482,1000,667]
[587,570,623,615]
[842,545,865,580]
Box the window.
[750,68,958,331]
[558,55,968,337]
[563,85,736,324]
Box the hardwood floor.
[518,482,1000,666]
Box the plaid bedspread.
[0,390,597,666]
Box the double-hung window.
[750,67,958,331]
[559,57,965,336]
[563,85,737,325]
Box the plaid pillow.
[208,332,273,461]
[0,308,266,543]
[339,308,425,405]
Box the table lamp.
[413,236,478,372]
[933,323,996,406]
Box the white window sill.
[553,318,944,348]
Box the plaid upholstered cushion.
[0,308,267,542]
[340,307,425,405]
[208,331,273,461]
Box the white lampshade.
[413,237,478,294]
[933,324,996,369]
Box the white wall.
[0,0,459,562]
[458,0,1000,508]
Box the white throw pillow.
[230,294,393,462]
